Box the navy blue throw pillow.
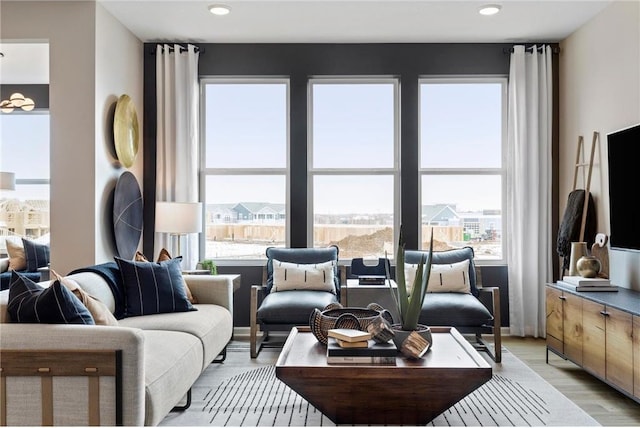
[114,256,196,317]
[22,238,50,272]
[7,271,95,324]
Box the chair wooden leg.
[250,286,259,358]
[492,287,502,363]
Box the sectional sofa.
[0,262,234,426]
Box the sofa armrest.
[0,324,146,426]
[184,275,233,311]
[0,257,9,274]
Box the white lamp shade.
[155,202,203,234]
[0,172,16,191]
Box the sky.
[203,81,503,214]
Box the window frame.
[199,77,291,263]
[307,77,401,258]
[418,76,508,264]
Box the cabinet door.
[605,307,634,395]
[545,286,563,354]
[582,299,606,379]
[633,315,639,400]
[563,293,583,364]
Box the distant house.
[206,202,288,224]
[232,202,286,223]
[206,204,236,223]
[421,204,460,225]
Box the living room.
[1,0,639,426]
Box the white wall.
[1,1,144,274]
[95,3,144,263]
[559,0,640,290]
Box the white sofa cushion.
[142,330,203,426]
[118,304,232,370]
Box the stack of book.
[559,276,618,292]
[326,328,397,365]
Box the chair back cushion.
[272,260,337,293]
[265,246,340,297]
[404,247,478,296]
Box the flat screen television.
[607,123,640,252]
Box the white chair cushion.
[271,260,336,293]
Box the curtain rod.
[503,45,561,54]
[149,44,203,55]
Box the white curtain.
[155,44,200,269]
[506,45,553,337]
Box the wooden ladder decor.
[572,131,599,242]
[0,350,123,426]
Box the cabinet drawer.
[582,299,605,379]
[634,316,640,400]
[546,287,563,352]
[605,307,633,395]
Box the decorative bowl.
[309,302,394,345]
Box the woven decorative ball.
[309,302,394,345]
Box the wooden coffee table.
[276,326,492,425]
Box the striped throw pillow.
[7,271,95,324]
[271,260,336,293]
[22,238,50,272]
[115,256,196,317]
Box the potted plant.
[199,259,218,275]
[385,227,434,357]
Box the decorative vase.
[391,324,432,359]
[568,242,588,276]
[577,255,602,278]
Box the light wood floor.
[502,336,640,426]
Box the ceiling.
[99,0,611,43]
[0,0,612,84]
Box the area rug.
[160,344,600,427]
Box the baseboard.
[234,327,251,338]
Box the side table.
[341,279,399,321]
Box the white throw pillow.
[405,259,471,294]
[272,260,336,293]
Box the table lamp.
[155,201,203,257]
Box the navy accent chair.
[250,245,346,358]
[405,247,502,362]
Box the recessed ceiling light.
[479,4,502,16]
[208,4,231,16]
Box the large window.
[309,79,399,259]
[419,78,506,261]
[0,112,50,254]
[201,79,288,259]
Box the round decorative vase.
[309,302,394,345]
[568,242,588,276]
[577,255,602,278]
[391,324,433,359]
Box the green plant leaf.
[388,227,434,331]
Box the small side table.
[342,279,399,321]
[181,269,211,275]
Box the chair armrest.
[478,286,501,325]
[184,275,233,311]
[250,285,267,315]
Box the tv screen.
[607,123,640,252]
